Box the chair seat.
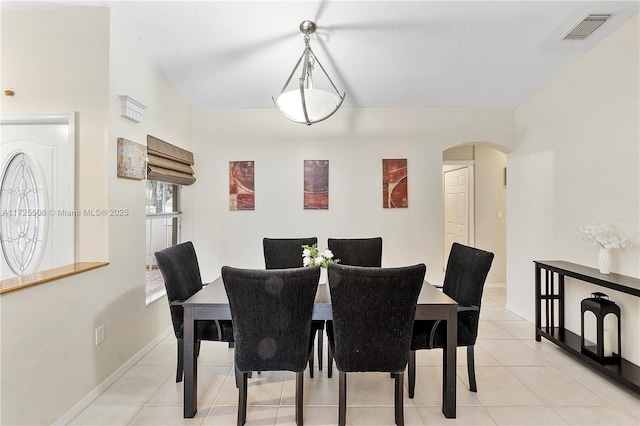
[177,319,235,342]
[410,319,476,350]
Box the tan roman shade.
[146,135,196,185]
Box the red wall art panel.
[229,161,255,211]
[304,160,329,209]
[382,158,408,208]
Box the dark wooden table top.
[183,276,458,320]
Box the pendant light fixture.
[273,20,346,125]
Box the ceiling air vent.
[563,14,611,40]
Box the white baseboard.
[53,327,173,425]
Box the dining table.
[181,276,458,419]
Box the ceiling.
[4,1,639,109]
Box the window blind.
[146,135,196,185]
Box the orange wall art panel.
[382,158,408,208]
[304,160,329,209]
[229,161,255,210]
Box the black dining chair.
[409,242,494,397]
[326,237,383,377]
[327,237,383,267]
[154,241,234,383]
[222,265,320,426]
[326,263,425,426]
[263,237,325,378]
[263,237,317,269]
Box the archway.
[442,143,507,285]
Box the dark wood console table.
[534,260,640,393]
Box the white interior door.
[444,166,470,268]
[0,113,75,278]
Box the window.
[145,180,180,304]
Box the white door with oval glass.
[0,113,75,278]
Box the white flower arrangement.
[577,222,639,249]
[302,244,340,268]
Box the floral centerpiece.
[577,222,639,274]
[302,244,339,268]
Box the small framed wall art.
[304,160,329,209]
[229,161,255,210]
[117,138,146,180]
[382,158,408,208]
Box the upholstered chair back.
[327,237,383,267]
[155,241,204,337]
[442,242,494,341]
[327,263,425,373]
[263,237,318,269]
[222,265,321,373]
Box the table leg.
[442,307,457,418]
[535,265,542,341]
[559,274,565,331]
[183,308,197,418]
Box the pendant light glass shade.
[276,89,341,124]
[273,21,346,126]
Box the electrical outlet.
[95,325,105,345]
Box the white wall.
[508,15,640,364]
[105,1,193,401]
[188,108,515,287]
[0,9,191,424]
[475,145,507,283]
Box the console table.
[534,260,640,393]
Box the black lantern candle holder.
[581,292,621,364]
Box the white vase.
[598,248,611,274]
[320,267,328,284]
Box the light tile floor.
[69,287,640,425]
